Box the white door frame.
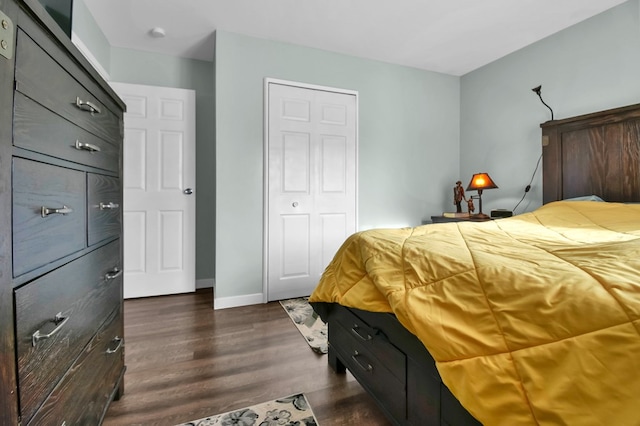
[263,78,359,303]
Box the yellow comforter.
[309,201,640,425]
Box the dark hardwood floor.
[102,289,392,425]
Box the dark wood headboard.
[542,103,640,204]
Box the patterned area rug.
[279,297,328,354]
[176,393,318,426]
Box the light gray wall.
[72,1,638,302]
[71,0,110,71]
[215,30,460,300]
[72,1,217,282]
[460,0,640,214]
[109,48,216,282]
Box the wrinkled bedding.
[309,201,640,425]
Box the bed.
[309,102,640,426]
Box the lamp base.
[471,213,491,220]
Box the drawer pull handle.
[41,205,73,217]
[351,324,373,341]
[106,336,124,354]
[75,97,101,115]
[32,312,69,347]
[75,140,101,152]
[351,350,373,373]
[105,267,123,280]
[100,201,120,210]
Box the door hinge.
[0,9,14,60]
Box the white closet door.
[266,81,357,301]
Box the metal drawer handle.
[351,350,373,373]
[99,201,120,210]
[75,97,101,115]
[41,205,73,217]
[32,312,69,347]
[106,336,124,354]
[75,140,101,152]
[351,324,373,341]
[105,267,122,280]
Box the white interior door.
[110,82,196,299]
[266,80,357,301]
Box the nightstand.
[430,215,492,223]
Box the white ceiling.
[82,0,628,76]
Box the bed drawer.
[14,241,122,424]
[407,358,441,425]
[353,307,441,382]
[14,30,120,145]
[14,92,120,172]
[331,320,406,421]
[331,305,405,383]
[88,173,121,246]
[13,157,86,277]
[441,384,482,426]
[27,307,124,426]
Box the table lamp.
[466,173,498,219]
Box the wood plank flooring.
[102,289,392,425]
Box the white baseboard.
[214,293,264,310]
[196,278,215,289]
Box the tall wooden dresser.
[0,0,126,424]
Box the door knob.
[292,202,299,207]
[183,188,193,195]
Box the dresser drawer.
[13,157,86,277]
[14,92,120,172]
[14,241,122,424]
[27,306,124,426]
[332,305,406,382]
[14,29,120,145]
[88,173,121,246]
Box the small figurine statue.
[453,180,466,213]
[467,198,475,214]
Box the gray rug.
[279,297,328,354]
[176,393,318,426]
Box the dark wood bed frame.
[312,102,640,426]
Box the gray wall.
[109,48,216,282]
[72,0,640,303]
[71,0,216,282]
[72,0,110,72]
[214,30,460,302]
[460,0,640,215]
